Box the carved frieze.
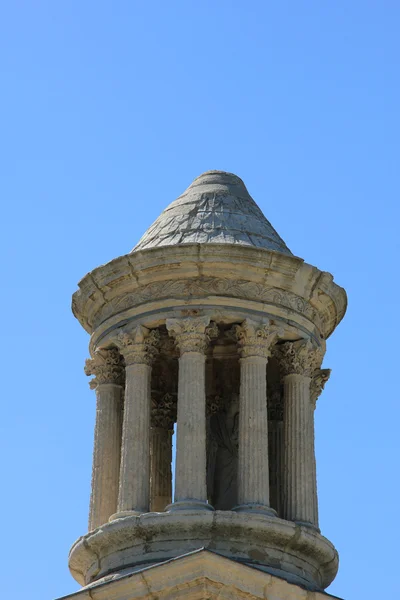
[92,277,322,331]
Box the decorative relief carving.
[275,339,324,378]
[151,393,177,430]
[94,277,322,330]
[84,347,124,389]
[166,316,218,354]
[311,368,331,406]
[233,318,283,359]
[116,325,160,366]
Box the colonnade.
[85,316,327,532]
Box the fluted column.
[111,326,159,518]
[150,393,176,512]
[310,368,331,527]
[166,316,218,511]
[85,348,124,530]
[276,340,324,529]
[233,318,282,515]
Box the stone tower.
[62,171,347,600]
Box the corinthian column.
[233,318,282,515]
[85,348,124,530]
[111,326,159,518]
[276,339,324,529]
[310,368,331,528]
[150,393,176,512]
[166,316,218,511]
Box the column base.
[165,500,214,512]
[109,510,144,521]
[294,520,320,533]
[233,503,277,517]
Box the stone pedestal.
[166,316,217,511]
[84,348,124,530]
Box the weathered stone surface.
[60,549,341,600]
[112,326,159,517]
[68,512,338,591]
[84,348,124,530]
[133,171,293,254]
[68,171,347,600]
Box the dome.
[132,171,292,255]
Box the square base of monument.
[57,549,343,600]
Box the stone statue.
[207,394,239,510]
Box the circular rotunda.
[69,171,347,598]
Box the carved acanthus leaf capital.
[166,316,218,354]
[275,339,325,378]
[84,347,124,389]
[233,318,283,360]
[116,325,160,366]
[311,368,331,406]
[151,393,177,430]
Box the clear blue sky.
[1,2,398,599]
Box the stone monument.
[60,171,347,599]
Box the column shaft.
[283,374,315,525]
[117,362,151,514]
[150,427,172,511]
[89,383,122,530]
[268,420,283,516]
[237,356,271,509]
[175,352,208,504]
[311,431,319,527]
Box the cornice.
[72,244,347,341]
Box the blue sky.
[0,2,399,599]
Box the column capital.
[151,393,177,431]
[84,347,124,389]
[166,316,218,354]
[233,318,283,360]
[275,339,325,378]
[310,368,331,406]
[116,325,160,366]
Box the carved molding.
[84,347,124,389]
[94,277,323,330]
[116,325,160,366]
[275,339,325,378]
[233,318,283,360]
[311,368,331,406]
[166,316,218,354]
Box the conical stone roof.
[132,171,292,255]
